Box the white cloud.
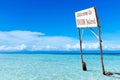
[0,30,120,51]
[0,44,26,51]
[102,41,120,50]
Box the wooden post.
[98,26,105,75]
[95,7,105,75]
[78,28,87,71]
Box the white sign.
[75,7,98,28]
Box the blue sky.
[0,0,120,51]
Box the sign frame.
[75,7,98,28]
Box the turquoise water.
[0,53,120,80]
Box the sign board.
[75,7,98,28]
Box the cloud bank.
[0,30,119,51]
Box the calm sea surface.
[0,52,120,80]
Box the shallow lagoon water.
[0,53,120,80]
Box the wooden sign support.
[78,28,87,71]
[98,26,105,75]
[95,7,105,75]
[75,7,105,75]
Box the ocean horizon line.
[0,50,120,55]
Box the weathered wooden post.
[98,26,105,75]
[94,7,105,75]
[78,28,87,71]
